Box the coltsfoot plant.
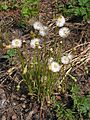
[5,16,73,105]
[2,15,90,120]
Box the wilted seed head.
[30,38,41,49]
[56,15,65,27]
[59,27,70,38]
[11,39,22,48]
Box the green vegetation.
[3,48,16,59]
[0,0,39,17]
[54,82,90,120]
[21,0,39,17]
[57,0,90,21]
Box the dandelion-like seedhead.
[61,55,70,64]
[33,21,43,30]
[39,26,48,36]
[61,53,73,65]
[56,15,65,27]
[33,21,48,36]
[30,38,41,49]
[59,27,70,38]
[11,39,22,48]
[48,61,61,72]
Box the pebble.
[0,85,7,109]
[12,114,17,120]
[26,111,34,120]
[22,103,26,108]
[1,116,6,120]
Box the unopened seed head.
[48,57,54,64]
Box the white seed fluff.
[56,15,65,27]
[30,38,40,49]
[33,21,43,30]
[61,55,70,64]
[49,61,61,72]
[11,39,22,48]
[59,27,70,38]
[39,26,48,36]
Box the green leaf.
[87,11,90,20]
[78,97,90,114]
[1,55,10,59]
[2,4,8,10]
[7,48,16,57]
[79,7,87,16]
[74,7,81,16]
[66,109,75,120]
[21,7,30,16]
[74,7,86,16]
[78,0,89,6]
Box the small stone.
[13,102,17,106]
[20,95,26,101]
[12,114,17,120]
[1,116,6,120]
[22,104,26,108]
[26,111,34,120]
[0,86,7,109]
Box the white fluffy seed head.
[33,21,43,30]
[33,21,48,36]
[59,27,70,38]
[61,55,70,64]
[11,39,22,48]
[56,15,65,27]
[39,26,48,36]
[39,30,46,36]
[30,38,40,49]
[49,61,61,72]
